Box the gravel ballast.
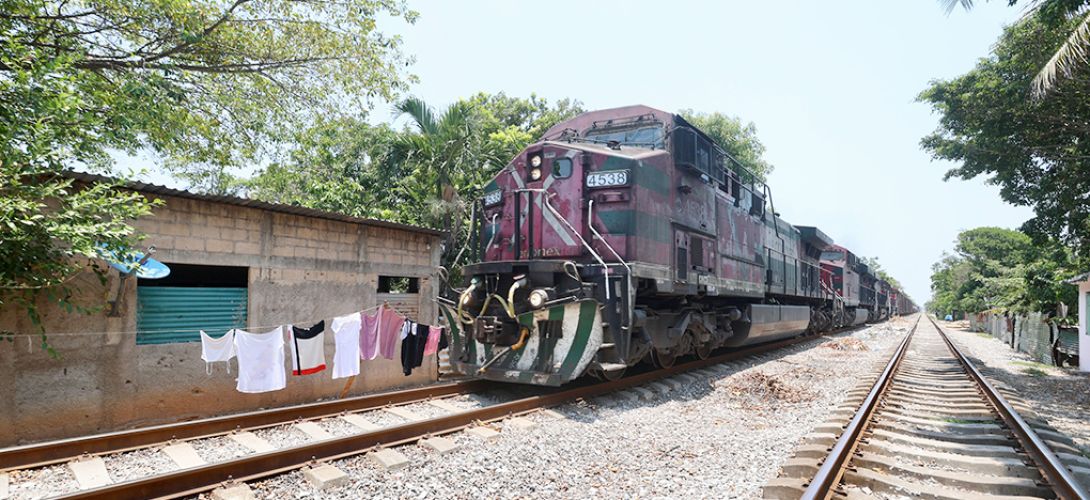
[239,317,913,499]
[943,321,1090,453]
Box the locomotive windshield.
[584,125,665,148]
[819,250,845,262]
[821,250,846,261]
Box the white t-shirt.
[232,327,287,393]
[200,330,237,374]
[330,312,361,379]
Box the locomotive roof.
[539,140,669,160]
[540,105,674,140]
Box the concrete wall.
[0,193,443,445]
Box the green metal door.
[136,287,248,344]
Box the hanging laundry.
[400,319,414,340]
[233,327,287,393]
[401,322,430,375]
[377,306,406,360]
[289,320,326,376]
[199,329,237,375]
[423,325,444,356]
[360,310,380,360]
[331,312,361,379]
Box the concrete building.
[0,172,445,444]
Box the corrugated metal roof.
[62,171,445,237]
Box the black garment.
[291,320,325,339]
[400,321,430,376]
[438,327,449,351]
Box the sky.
[376,0,1035,305]
[126,0,1034,306]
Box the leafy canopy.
[678,110,774,180]
[1,0,415,344]
[926,227,1077,317]
[919,12,1090,256]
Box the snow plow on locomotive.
[437,105,910,386]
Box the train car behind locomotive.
[439,105,875,386]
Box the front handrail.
[518,188,614,301]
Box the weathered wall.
[968,311,1076,367]
[0,193,442,445]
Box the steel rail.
[930,316,1090,500]
[56,329,846,500]
[0,379,490,471]
[800,316,919,500]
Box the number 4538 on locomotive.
[437,105,905,386]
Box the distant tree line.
[926,227,1077,320]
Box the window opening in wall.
[136,264,248,345]
[378,276,420,294]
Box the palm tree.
[389,97,503,267]
[944,0,1090,97]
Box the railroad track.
[1,321,883,500]
[766,316,1090,499]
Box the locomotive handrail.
[529,189,614,301]
[586,200,631,273]
[588,199,634,328]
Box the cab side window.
[553,158,573,179]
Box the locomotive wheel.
[651,348,677,369]
[695,343,713,360]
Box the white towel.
[330,312,361,379]
[232,327,287,393]
[199,330,237,374]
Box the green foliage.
[859,256,903,291]
[245,92,585,269]
[942,0,1090,95]
[2,0,416,185]
[678,110,774,180]
[919,14,1090,258]
[0,32,159,344]
[926,227,1078,317]
[1,0,414,346]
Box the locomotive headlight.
[529,154,542,168]
[529,167,543,181]
[528,289,551,309]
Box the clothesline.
[1,301,420,339]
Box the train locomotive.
[437,105,914,386]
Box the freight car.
[437,105,911,386]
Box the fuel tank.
[723,304,811,347]
[850,308,869,326]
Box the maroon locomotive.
[438,105,913,385]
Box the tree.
[944,0,1090,96]
[245,93,585,268]
[678,110,774,180]
[1,0,415,345]
[926,226,1076,317]
[859,256,904,291]
[919,14,1090,259]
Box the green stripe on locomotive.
[438,299,603,386]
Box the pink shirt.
[423,326,443,356]
[377,307,406,359]
[360,310,380,360]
